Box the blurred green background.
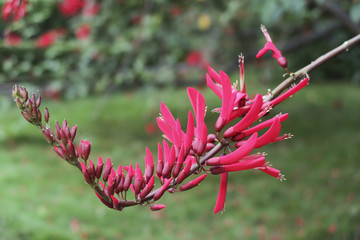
[1,0,360,239]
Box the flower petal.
[213,172,228,214]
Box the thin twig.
[269,34,360,100]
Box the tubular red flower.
[80,140,91,160]
[233,113,289,141]
[162,145,176,178]
[206,73,222,99]
[172,146,185,178]
[102,158,113,182]
[95,157,103,179]
[42,129,54,144]
[207,66,221,84]
[254,118,281,148]
[160,102,176,127]
[144,147,154,183]
[207,133,258,166]
[157,117,173,142]
[256,25,287,68]
[150,204,166,211]
[134,163,144,195]
[107,169,116,196]
[81,162,92,185]
[270,77,309,107]
[179,173,207,191]
[139,175,155,199]
[94,191,113,209]
[210,156,266,174]
[153,178,172,201]
[239,54,246,93]
[176,156,193,185]
[88,160,95,179]
[184,111,194,154]
[123,164,134,192]
[215,71,233,132]
[223,94,263,138]
[213,172,228,214]
[156,143,164,177]
[260,166,283,180]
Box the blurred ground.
[0,74,359,239]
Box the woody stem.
[269,34,360,100]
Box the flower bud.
[95,157,103,179]
[150,204,166,211]
[102,158,113,182]
[36,96,41,108]
[80,140,91,161]
[42,129,54,144]
[179,174,207,191]
[81,162,92,185]
[153,177,172,201]
[139,176,155,199]
[44,108,50,123]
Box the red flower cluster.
[12,27,310,213]
[2,0,26,21]
[36,29,65,48]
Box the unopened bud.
[81,162,92,185]
[42,129,55,144]
[95,157,103,179]
[150,204,166,211]
[36,96,41,108]
[12,85,19,98]
[44,108,49,123]
[277,56,287,68]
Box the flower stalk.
[12,28,360,213]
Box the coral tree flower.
[205,53,308,212]
[256,25,287,69]
[2,0,27,21]
[47,26,308,213]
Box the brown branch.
[269,33,360,100]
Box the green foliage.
[1,0,359,97]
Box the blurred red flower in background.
[36,29,66,48]
[82,1,100,17]
[170,6,182,17]
[76,24,91,40]
[145,122,157,135]
[4,32,22,46]
[58,0,85,17]
[185,51,208,70]
[2,0,27,21]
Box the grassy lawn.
[0,80,359,239]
